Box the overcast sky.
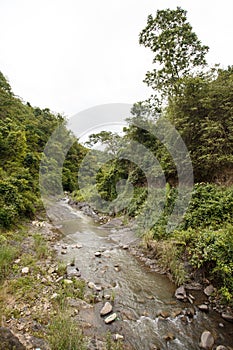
[0,0,232,117]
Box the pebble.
[105,313,117,324]
[63,279,73,284]
[21,267,29,274]
[115,334,124,341]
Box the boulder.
[0,327,26,350]
[198,304,209,312]
[200,330,214,349]
[100,302,113,316]
[204,285,215,296]
[105,313,117,324]
[175,285,187,301]
[66,266,81,278]
[221,312,233,323]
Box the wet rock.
[157,310,170,318]
[88,282,96,289]
[185,307,195,318]
[175,285,187,301]
[204,285,215,296]
[172,309,183,318]
[67,266,81,278]
[121,309,137,321]
[200,330,214,349]
[95,251,102,257]
[163,332,175,341]
[198,304,209,312]
[185,282,202,290]
[0,327,26,350]
[216,346,228,350]
[100,302,113,316]
[105,313,117,324]
[101,218,123,228]
[68,298,93,310]
[21,267,29,274]
[221,312,233,323]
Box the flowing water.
[48,199,233,350]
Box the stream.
[47,199,233,350]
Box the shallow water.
[49,200,233,349]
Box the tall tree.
[139,7,209,97]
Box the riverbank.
[0,217,125,350]
[1,198,233,350]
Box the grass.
[47,312,87,350]
[0,242,18,281]
[33,233,50,259]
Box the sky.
[0,0,232,117]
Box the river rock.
[204,285,215,296]
[21,267,29,274]
[198,304,209,312]
[115,334,124,341]
[100,302,113,316]
[95,251,102,257]
[221,312,233,323]
[157,310,170,318]
[200,330,215,349]
[185,282,202,290]
[163,332,175,341]
[67,266,81,278]
[105,313,117,324]
[0,327,26,350]
[175,285,187,301]
[88,282,96,289]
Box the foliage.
[0,70,85,227]
[139,6,208,97]
[166,67,233,182]
[172,224,233,303]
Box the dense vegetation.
[0,71,85,228]
[73,8,233,303]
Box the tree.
[166,67,233,182]
[86,131,121,156]
[139,7,209,97]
